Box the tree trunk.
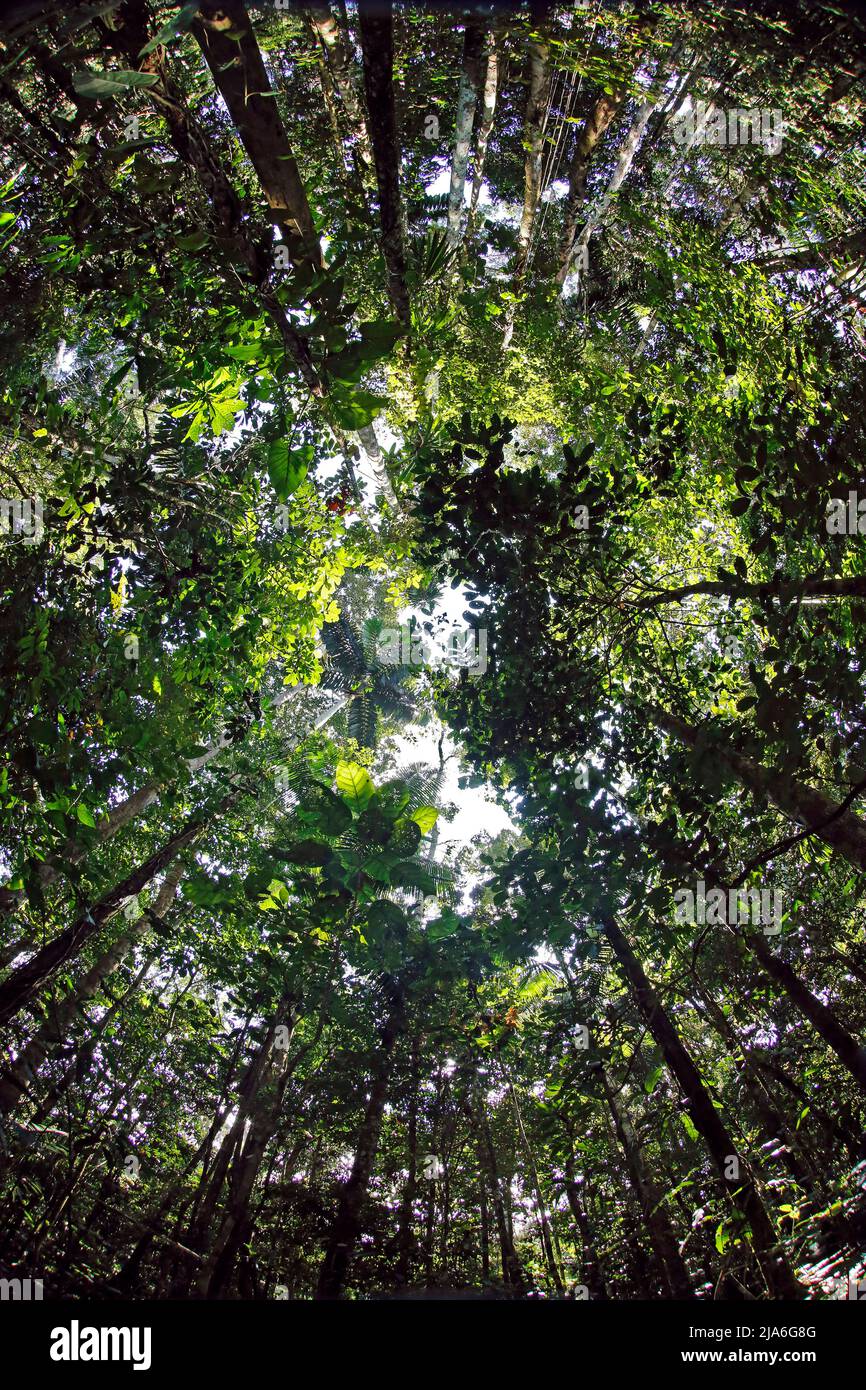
[460,1076,528,1296]
[465,27,499,247]
[304,0,373,173]
[563,1154,608,1299]
[0,861,184,1114]
[511,17,551,295]
[502,1065,563,1292]
[446,17,484,245]
[316,979,405,1298]
[197,1006,298,1298]
[194,1,321,270]
[356,0,411,331]
[395,1030,420,1285]
[651,703,866,873]
[601,914,804,1299]
[687,968,817,1193]
[637,572,866,611]
[600,1064,695,1299]
[0,801,223,1027]
[555,88,627,286]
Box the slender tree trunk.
[637,572,866,611]
[555,88,627,286]
[600,1064,695,1299]
[316,979,405,1299]
[601,914,804,1299]
[651,704,866,873]
[465,27,499,248]
[0,861,184,1114]
[356,0,411,331]
[0,801,223,1027]
[460,1077,528,1296]
[479,1176,490,1282]
[197,1006,298,1298]
[194,1,322,270]
[446,17,484,246]
[563,1155,608,1299]
[663,837,866,1093]
[502,1066,563,1292]
[357,422,397,506]
[510,12,551,297]
[304,0,373,172]
[395,1030,420,1285]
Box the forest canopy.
[0,0,865,1315]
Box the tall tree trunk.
[465,27,499,248]
[479,1175,490,1282]
[563,1154,608,1299]
[601,914,804,1299]
[460,1075,528,1296]
[304,0,373,173]
[356,422,397,506]
[0,861,184,1114]
[395,1030,420,1285]
[356,0,411,331]
[662,832,866,1093]
[446,16,484,246]
[569,67,668,270]
[600,1064,695,1299]
[555,88,627,286]
[197,1005,298,1298]
[0,800,225,1027]
[502,1064,563,1292]
[651,703,866,873]
[687,965,817,1193]
[510,9,552,298]
[316,978,405,1299]
[194,1,322,270]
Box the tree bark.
[304,0,373,173]
[465,26,499,248]
[316,978,405,1298]
[194,1,322,270]
[555,88,627,286]
[600,1063,694,1298]
[651,704,866,873]
[511,18,551,295]
[0,860,184,1114]
[0,801,223,1027]
[446,16,484,246]
[601,914,804,1299]
[356,0,411,331]
[563,1154,608,1299]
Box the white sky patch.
[425,163,492,206]
[392,581,515,859]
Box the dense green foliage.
[0,0,864,1304]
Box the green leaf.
[76,804,97,828]
[72,69,160,99]
[139,2,201,57]
[331,390,386,432]
[267,441,312,500]
[410,805,439,835]
[336,761,374,812]
[427,908,460,941]
[643,1063,664,1095]
[680,1113,699,1143]
[367,899,407,935]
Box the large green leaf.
[411,805,439,835]
[267,441,312,500]
[336,761,375,812]
[72,69,160,98]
